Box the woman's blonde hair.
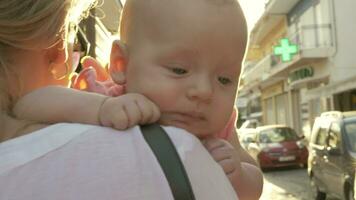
[0,0,97,113]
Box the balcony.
[290,24,334,58]
[242,54,273,86]
[270,23,334,69]
[250,15,286,46]
[265,0,301,14]
[243,23,334,87]
[250,0,301,49]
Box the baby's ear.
[109,40,128,85]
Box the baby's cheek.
[147,94,174,111]
[210,112,232,132]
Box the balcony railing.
[242,54,272,84]
[271,23,333,67]
[289,24,333,50]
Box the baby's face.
[124,0,247,138]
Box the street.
[260,167,337,200]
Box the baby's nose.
[187,76,213,102]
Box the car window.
[259,127,298,143]
[242,135,252,142]
[328,123,340,148]
[345,121,356,152]
[315,128,328,146]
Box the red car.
[245,125,308,169]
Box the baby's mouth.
[159,111,207,126]
[174,112,206,122]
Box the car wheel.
[310,175,326,200]
[345,184,355,200]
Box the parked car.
[238,120,259,150]
[354,171,356,200]
[239,130,257,150]
[245,125,308,170]
[308,111,356,200]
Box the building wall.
[331,0,356,83]
[261,82,290,126]
[259,18,287,57]
[78,0,122,65]
[245,47,263,61]
[240,0,356,133]
[245,18,287,62]
[287,0,333,50]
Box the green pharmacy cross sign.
[273,38,299,62]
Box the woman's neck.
[0,113,47,142]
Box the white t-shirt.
[0,123,238,200]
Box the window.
[250,97,262,113]
[259,128,299,143]
[328,123,340,148]
[315,128,328,146]
[265,98,275,124]
[345,121,356,152]
[276,94,288,125]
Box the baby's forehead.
[123,0,247,62]
[129,0,246,37]
[123,0,245,31]
[135,0,240,15]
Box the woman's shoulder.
[161,126,201,143]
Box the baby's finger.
[135,98,154,124]
[218,159,236,175]
[70,73,78,88]
[147,101,161,124]
[210,146,232,162]
[103,80,116,88]
[111,109,130,130]
[203,137,226,152]
[124,101,142,127]
[108,85,125,97]
[81,56,109,81]
[84,68,99,91]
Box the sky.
[238,0,267,31]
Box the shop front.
[262,82,290,126]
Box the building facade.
[77,0,123,66]
[238,0,356,138]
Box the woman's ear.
[46,40,67,65]
[109,40,128,85]
[46,40,69,79]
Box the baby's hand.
[99,93,161,130]
[71,67,124,97]
[203,137,242,185]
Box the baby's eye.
[218,77,232,85]
[171,67,187,75]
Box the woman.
[0,1,238,199]
[0,0,95,138]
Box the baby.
[14,0,263,199]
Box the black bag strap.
[140,124,196,200]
